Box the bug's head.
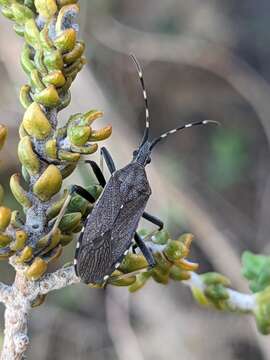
[129,54,220,168]
[133,141,152,167]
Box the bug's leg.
[132,243,137,254]
[85,160,106,187]
[109,232,158,282]
[134,232,156,268]
[142,212,164,230]
[131,213,163,252]
[100,146,116,174]
[70,185,96,203]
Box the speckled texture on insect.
[75,163,151,284]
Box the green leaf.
[242,251,270,292]
[255,287,270,335]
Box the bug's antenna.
[150,120,219,150]
[130,54,150,146]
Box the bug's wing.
[111,192,149,260]
[82,175,122,245]
[78,192,149,284]
[77,193,149,284]
[76,175,122,284]
[76,229,112,283]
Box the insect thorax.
[117,162,151,199]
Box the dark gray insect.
[50,55,218,286]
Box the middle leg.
[142,212,164,230]
[134,232,156,267]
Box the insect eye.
[133,150,139,158]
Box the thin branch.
[0,283,12,305]
[184,272,256,313]
[1,304,30,360]
[38,266,80,295]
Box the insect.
[50,55,218,286]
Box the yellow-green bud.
[89,125,112,141]
[11,3,34,24]
[34,0,57,19]
[25,257,48,280]
[10,174,32,208]
[59,212,81,232]
[0,125,7,151]
[0,233,11,247]
[60,233,73,246]
[109,270,136,287]
[54,28,76,53]
[44,49,64,71]
[45,139,57,159]
[67,125,91,146]
[129,272,151,293]
[63,41,85,64]
[10,230,28,251]
[23,102,52,140]
[33,165,62,201]
[0,207,11,231]
[17,246,33,263]
[58,150,80,162]
[24,19,41,49]
[33,85,60,107]
[43,70,66,87]
[20,85,33,109]
[18,136,40,175]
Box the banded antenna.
[130,54,150,146]
[150,120,219,150]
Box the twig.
[0,282,12,305]
[39,266,80,295]
[184,272,256,313]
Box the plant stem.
[1,274,30,360]
[0,266,79,359]
[184,272,256,313]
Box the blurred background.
[0,0,270,359]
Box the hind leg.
[132,213,164,253]
[133,232,156,267]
